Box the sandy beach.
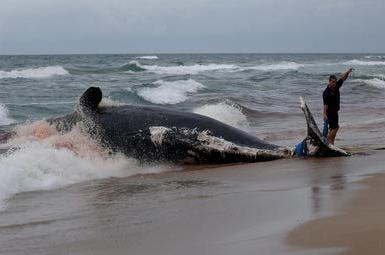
[0,150,384,255]
[287,162,385,255]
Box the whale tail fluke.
[297,97,350,157]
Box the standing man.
[323,68,353,145]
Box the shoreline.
[2,150,385,254]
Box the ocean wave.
[193,100,250,130]
[120,62,146,72]
[353,78,385,89]
[364,55,385,59]
[99,97,126,108]
[127,61,303,75]
[343,60,385,66]
[247,61,304,71]
[0,121,170,211]
[370,74,385,80]
[0,66,69,79]
[131,61,237,75]
[136,79,205,104]
[136,55,159,60]
[0,104,15,126]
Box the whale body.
[48,87,349,163]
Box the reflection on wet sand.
[81,177,215,204]
[311,174,347,214]
[287,173,385,255]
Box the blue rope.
[295,139,308,157]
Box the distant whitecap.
[0,66,69,79]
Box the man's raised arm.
[340,68,353,81]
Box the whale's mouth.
[149,126,293,163]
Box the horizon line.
[1,52,385,56]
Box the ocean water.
[0,54,384,253]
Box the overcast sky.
[0,0,384,54]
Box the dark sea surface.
[0,54,384,254]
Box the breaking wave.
[120,62,146,72]
[371,74,385,79]
[353,78,385,89]
[0,121,172,211]
[125,60,304,75]
[343,60,385,66]
[193,101,250,130]
[0,104,15,126]
[0,66,69,79]
[136,79,205,104]
[364,55,385,59]
[136,55,159,60]
[133,61,237,75]
[247,61,304,71]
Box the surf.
[0,66,69,79]
[136,79,205,104]
[0,120,173,211]
[0,104,15,126]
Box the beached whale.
[48,87,349,163]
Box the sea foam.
[354,78,385,89]
[364,55,385,59]
[248,61,304,71]
[129,61,303,74]
[0,66,69,79]
[137,79,205,104]
[344,60,385,66]
[132,61,237,75]
[0,104,15,126]
[193,101,250,130]
[0,121,170,211]
[136,56,159,60]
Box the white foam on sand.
[137,79,205,104]
[193,101,250,130]
[0,121,170,211]
[0,66,69,79]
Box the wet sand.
[287,171,385,255]
[1,151,385,255]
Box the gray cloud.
[0,0,384,54]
